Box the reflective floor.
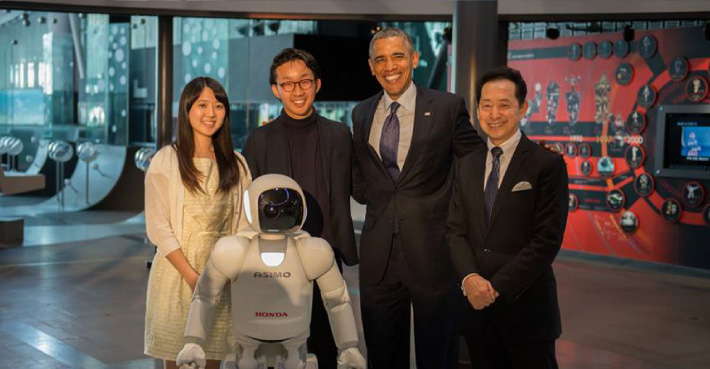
[0,202,709,368]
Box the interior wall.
[508,25,710,270]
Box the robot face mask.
[258,188,304,232]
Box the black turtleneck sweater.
[280,110,333,244]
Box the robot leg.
[234,338,261,369]
[281,335,311,369]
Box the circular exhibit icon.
[638,35,658,59]
[626,111,646,134]
[614,39,630,58]
[565,143,578,157]
[598,156,615,177]
[554,142,565,154]
[682,181,705,208]
[620,211,638,234]
[625,144,646,169]
[578,143,592,158]
[583,41,597,60]
[580,160,592,176]
[686,76,709,103]
[569,194,579,212]
[569,43,582,61]
[634,173,655,197]
[598,40,613,59]
[661,198,682,223]
[637,84,657,109]
[615,63,634,85]
[606,189,626,212]
[702,204,710,227]
[669,57,689,81]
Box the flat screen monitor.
[655,105,710,180]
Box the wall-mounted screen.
[655,105,710,180]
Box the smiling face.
[271,59,321,120]
[477,79,528,146]
[188,87,225,141]
[368,36,419,100]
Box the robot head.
[243,174,306,233]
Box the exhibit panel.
[509,21,710,270]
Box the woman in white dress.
[144,76,251,369]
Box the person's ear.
[315,79,322,94]
[271,84,281,100]
[412,51,420,69]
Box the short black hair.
[269,48,321,85]
[475,66,527,106]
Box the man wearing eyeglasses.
[242,48,358,369]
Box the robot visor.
[258,188,304,231]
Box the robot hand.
[177,343,206,369]
[337,347,367,369]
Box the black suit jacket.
[242,114,359,266]
[352,85,482,292]
[446,133,568,343]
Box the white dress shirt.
[368,82,417,171]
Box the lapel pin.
[424,112,432,117]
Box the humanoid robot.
[177,174,366,369]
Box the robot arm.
[178,236,249,369]
[316,265,359,350]
[298,238,366,368]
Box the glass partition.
[0,10,157,172]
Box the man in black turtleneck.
[242,48,358,369]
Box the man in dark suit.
[446,66,568,369]
[351,28,482,368]
[242,48,358,369]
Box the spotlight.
[37,16,46,24]
[623,25,635,42]
[12,39,18,45]
[546,28,560,40]
[370,26,382,35]
[704,21,710,41]
[22,19,31,27]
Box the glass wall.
[1,8,449,174]
[0,9,157,172]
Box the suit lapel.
[316,117,332,195]
[470,149,488,240]
[488,135,533,227]
[266,120,292,177]
[398,86,434,184]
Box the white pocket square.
[511,181,532,192]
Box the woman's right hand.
[185,270,200,292]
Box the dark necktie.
[484,146,504,220]
[380,101,401,181]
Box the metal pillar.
[452,0,505,132]
[156,15,173,149]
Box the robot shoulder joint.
[210,235,250,276]
[297,238,335,280]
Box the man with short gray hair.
[352,27,484,368]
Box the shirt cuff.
[461,273,479,296]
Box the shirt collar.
[383,82,417,113]
[487,129,522,157]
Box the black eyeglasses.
[278,79,315,92]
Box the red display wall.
[508,25,710,270]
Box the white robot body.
[232,236,313,341]
[177,174,366,369]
